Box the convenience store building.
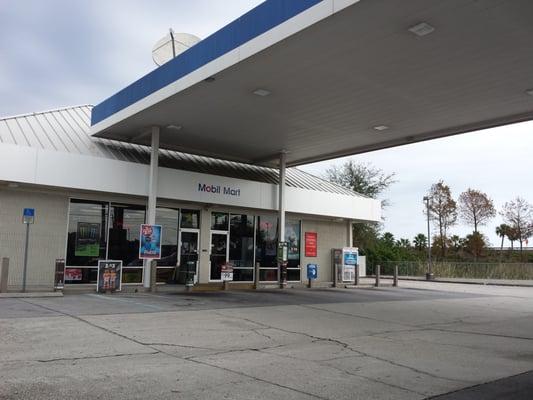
[0,105,379,290]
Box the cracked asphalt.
[1,281,533,399]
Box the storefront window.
[256,215,278,281]
[155,208,179,268]
[211,212,229,231]
[108,204,146,267]
[229,214,254,281]
[180,209,200,229]
[66,200,108,283]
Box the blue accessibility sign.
[23,208,35,224]
[307,264,318,280]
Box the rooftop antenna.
[152,28,201,66]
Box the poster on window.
[139,224,162,259]
[97,260,122,292]
[305,232,317,257]
[285,222,300,260]
[65,268,82,281]
[75,222,101,256]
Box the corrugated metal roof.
[0,105,362,197]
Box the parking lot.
[1,282,533,399]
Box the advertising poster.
[285,222,300,260]
[305,232,317,257]
[65,268,82,281]
[139,224,162,260]
[97,260,122,292]
[75,222,101,257]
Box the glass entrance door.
[177,231,199,284]
[210,232,228,281]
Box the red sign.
[305,232,317,257]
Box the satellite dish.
[152,29,201,66]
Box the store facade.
[0,106,380,291]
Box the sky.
[1,0,532,245]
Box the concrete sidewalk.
[364,275,533,287]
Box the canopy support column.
[143,126,160,289]
[279,151,287,289]
[347,219,353,247]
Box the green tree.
[464,231,487,260]
[396,238,411,249]
[325,161,396,251]
[325,161,396,203]
[495,224,509,262]
[449,235,462,252]
[413,233,427,251]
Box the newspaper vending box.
[332,247,358,283]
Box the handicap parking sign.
[22,208,35,224]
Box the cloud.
[0,0,263,114]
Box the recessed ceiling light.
[408,22,435,37]
[166,124,182,131]
[373,125,389,132]
[526,88,533,96]
[204,77,215,83]
[7,182,19,188]
[253,89,271,97]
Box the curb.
[0,292,64,298]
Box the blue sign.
[139,224,162,260]
[344,251,358,266]
[22,208,35,224]
[307,264,318,280]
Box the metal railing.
[368,261,533,280]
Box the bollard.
[254,262,260,290]
[354,264,359,286]
[393,265,398,287]
[223,280,229,291]
[150,260,157,292]
[0,258,9,293]
[375,264,380,287]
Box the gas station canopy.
[91,0,533,167]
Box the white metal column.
[279,151,286,242]
[347,219,353,247]
[278,151,287,287]
[143,126,160,288]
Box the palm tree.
[507,226,519,252]
[397,238,411,249]
[450,235,462,251]
[495,224,509,262]
[413,233,427,251]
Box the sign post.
[22,208,35,292]
[221,263,234,290]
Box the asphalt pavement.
[1,282,532,399]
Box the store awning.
[90,0,533,167]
